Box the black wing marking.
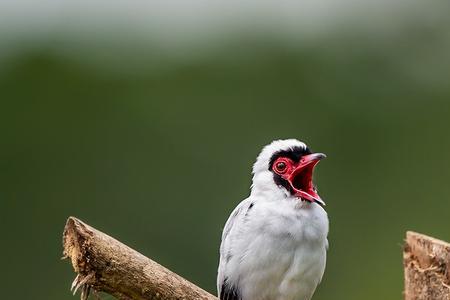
[219,278,241,300]
[244,202,254,217]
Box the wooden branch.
[62,216,218,300]
[404,231,450,300]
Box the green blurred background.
[1,1,450,299]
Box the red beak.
[284,153,326,206]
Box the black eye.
[276,162,286,172]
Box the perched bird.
[217,139,329,300]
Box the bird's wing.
[219,279,241,300]
[217,198,254,300]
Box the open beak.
[286,153,326,206]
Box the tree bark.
[404,231,450,300]
[63,218,450,300]
[62,216,218,300]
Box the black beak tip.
[315,153,327,160]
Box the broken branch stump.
[404,231,450,300]
[62,216,218,300]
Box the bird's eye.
[275,161,287,173]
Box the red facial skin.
[272,153,326,205]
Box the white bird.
[217,139,329,300]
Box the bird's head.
[251,139,326,206]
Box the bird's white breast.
[219,197,328,300]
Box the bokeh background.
[2,1,450,299]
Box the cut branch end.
[62,216,217,300]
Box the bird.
[217,139,329,300]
